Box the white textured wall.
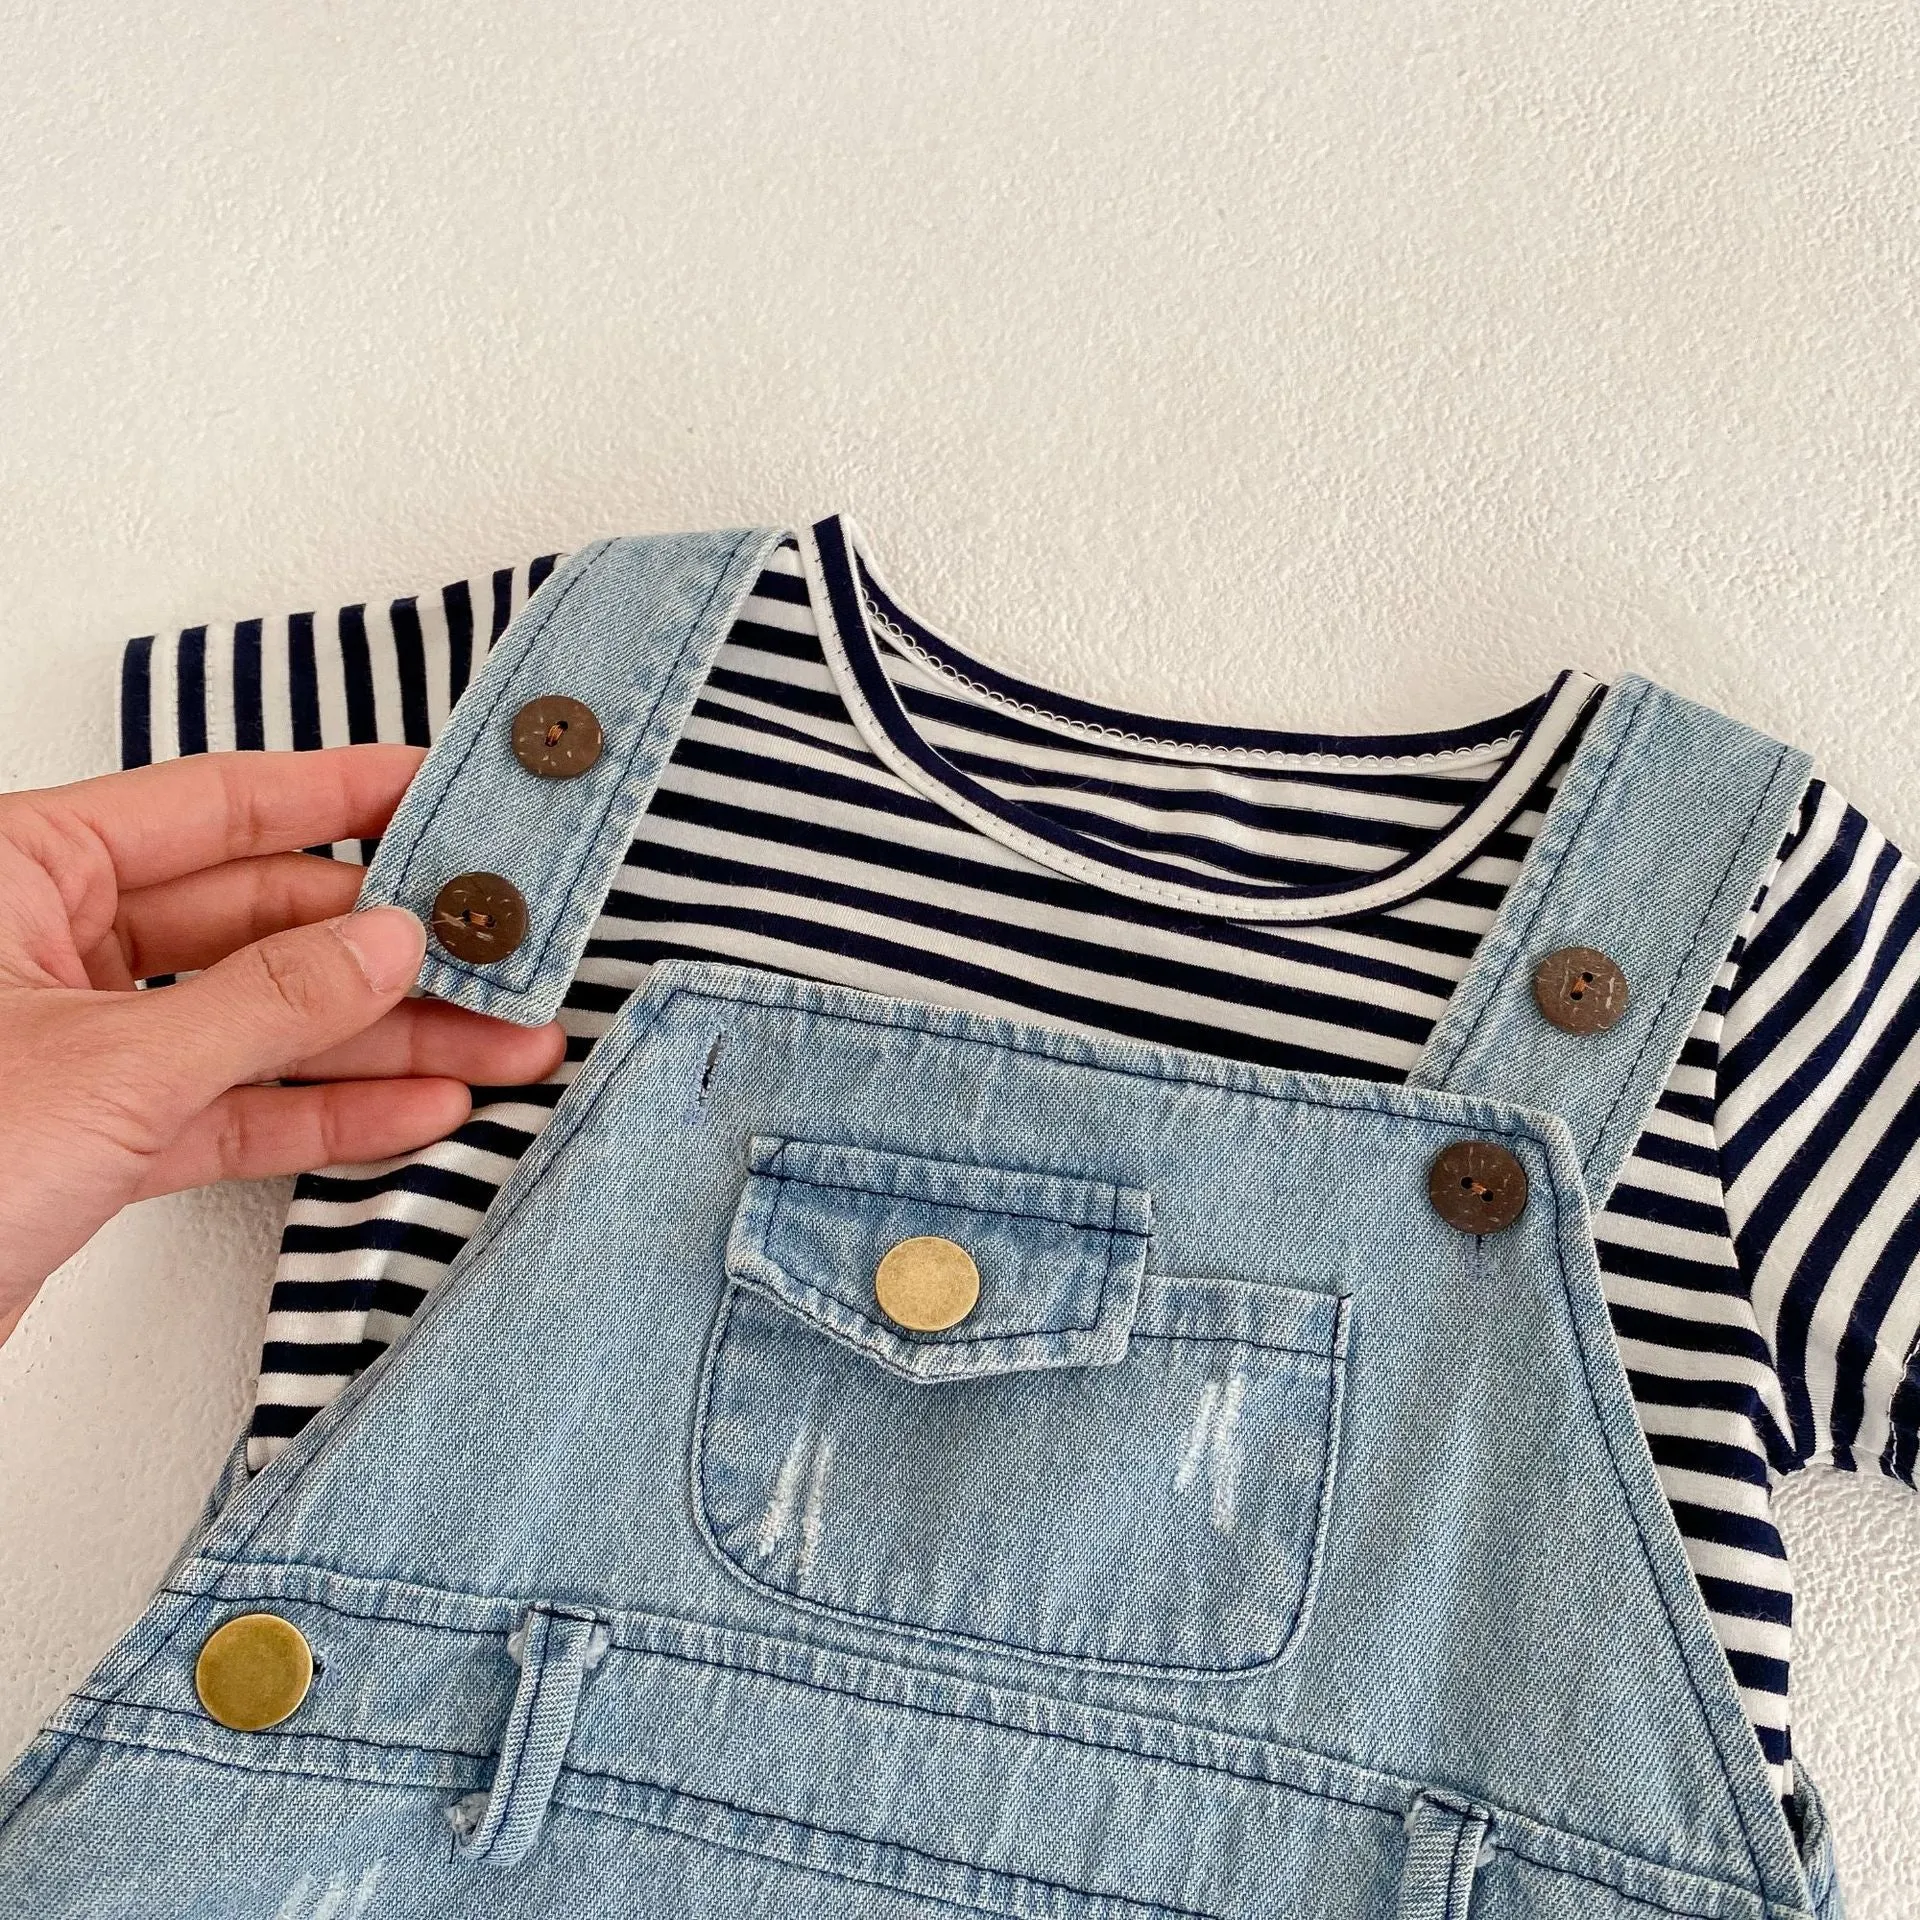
[1,2,1917,1910]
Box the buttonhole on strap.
[1396,1791,1493,1920]
[449,1605,607,1869]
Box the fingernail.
[336,905,427,994]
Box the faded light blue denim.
[0,529,1847,1919]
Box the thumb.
[129,905,427,1110]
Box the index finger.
[13,745,427,890]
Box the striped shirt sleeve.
[117,554,566,784]
[1717,776,1920,1489]
[116,559,567,994]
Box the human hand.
[0,745,566,1344]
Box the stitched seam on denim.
[626,1627,1380,1813]
[581,1765,1761,1920]
[1098,1196,1118,1334]
[160,1583,512,1641]
[77,1566,1777,1916]
[577,1777,1174,1920]
[67,1593,212,1746]
[1272,1294,1351,1661]
[558,1758,1227,1920]
[1424,675,1653,1085]
[194,1583,1306,1800]
[46,1726,485,1794]
[1531,1182,1775,1899]
[557,1646,1766,1920]
[1127,1331,1335,1359]
[577,1796,1193,1920]
[56,1711,1771,1920]
[562,1795,1104,1920]
[755,1171,1113,1344]
[1139,1272,1347,1331]
[614,1806,1082,1920]
[63,1692,488,1762]
[0,1729,77,1850]
[694,1275,1339,1678]
[1591,740,1803,1188]
[418,529,769,995]
[1580,745,1808,1897]
[760,1167,1142,1235]
[682,982,1563,1135]
[758,1136,1144,1232]
[1481,1846,1782,1920]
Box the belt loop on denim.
[448,1604,610,1870]
[1396,1790,1492,1920]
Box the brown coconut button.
[1429,1140,1529,1233]
[874,1235,981,1333]
[430,871,528,964]
[194,1613,314,1732]
[511,695,603,779]
[1533,945,1629,1035]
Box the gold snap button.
[1532,945,1629,1035]
[194,1613,314,1731]
[874,1235,981,1332]
[1428,1139,1529,1234]
[430,871,529,964]
[511,694,604,779]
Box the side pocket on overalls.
[1395,1791,1492,1920]
[447,1604,610,1870]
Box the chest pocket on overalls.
[692,1135,1351,1677]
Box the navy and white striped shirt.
[119,517,1920,1812]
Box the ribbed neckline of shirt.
[800,510,1606,925]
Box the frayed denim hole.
[681,1029,729,1126]
[445,1790,490,1842]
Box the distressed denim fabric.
[0,532,1845,1919]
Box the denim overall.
[0,530,1848,1919]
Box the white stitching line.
[861,589,1529,769]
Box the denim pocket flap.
[725,1135,1152,1382]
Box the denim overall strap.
[355,526,790,1027]
[1409,672,1812,1209]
